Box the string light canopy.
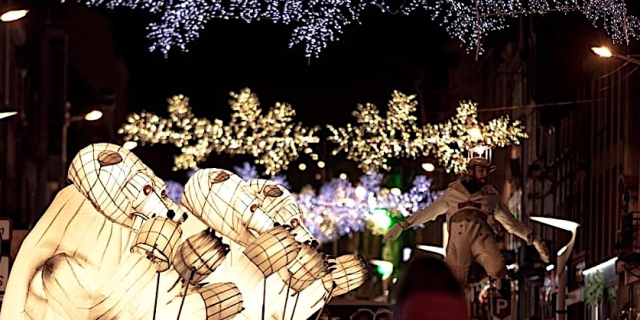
[76,0,639,58]
[119,89,319,176]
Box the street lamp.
[123,140,138,150]
[0,111,17,120]
[0,8,28,22]
[421,162,435,172]
[61,102,102,186]
[530,216,579,320]
[591,46,640,65]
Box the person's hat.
[465,157,496,173]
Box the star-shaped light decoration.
[327,91,430,174]
[118,95,226,170]
[424,101,528,173]
[119,88,320,176]
[222,89,320,176]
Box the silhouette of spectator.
[394,257,470,320]
[350,308,375,320]
[374,308,393,320]
[317,309,331,320]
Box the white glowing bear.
[0,144,239,320]
[181,168,286,319]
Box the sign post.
[0,217,12,294]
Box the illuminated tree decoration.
[118,95,225,171]
[424,100,528,173]
[298,173,442,242]
[75,0,639,59]
[327,91,429,174]
[222,89,320,176]
[119,89,319,176]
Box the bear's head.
[182,168,276,246]
[247,179,314,242]
[67,143,184,229]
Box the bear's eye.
[250,204,259,212]
[161,190,167,199]
[263,185,283,197]
[143,185,153,196]
[210,171,230,184]
[290,218,299,228]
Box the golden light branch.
[119,89,527,175]
[327,91,429,173]
[328,96,528,174]
[119,89,320,176]
[423,101,528,173]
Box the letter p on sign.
[492,297,511,320]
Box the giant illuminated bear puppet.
[0,143,368,320]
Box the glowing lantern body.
[199,283,244,320]
[271,243,330,320]
[132,216,183,272]
[173,230,229,285]
[329,254,369,296]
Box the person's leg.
[444,220,480,286]
[471,229,507,281]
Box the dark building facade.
[0,1,128,230]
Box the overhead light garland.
[118,88,319,176]
[328,97,527,174]
[120,89,526,175]
[327,91,428,174]
[75,0,638,58]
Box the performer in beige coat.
[383,157,549,286]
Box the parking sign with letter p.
[492,296,511,320]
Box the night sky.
[106,9,454,127]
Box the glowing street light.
[0,111,17,120]
[417,244,446,257]
[591,46,640,65]
[0,9,28,22]
[83,110,103,121]
[123,141,138,150]
[422,162,435,172]
[530,216,579,320]
[591,46,613,58]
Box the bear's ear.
[209,171,230,184]
[263,185,283,197]
[98,150,123,167]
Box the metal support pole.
[556,230,577,320]
[61,101,70,187]
[613,54,640,66]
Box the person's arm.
[401,194,449,229]
[383,192,448,243]
[493,201,550,263]
[493,202,532,242]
